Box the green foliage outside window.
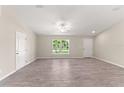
[52,39,69,54]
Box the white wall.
[37,35,84,58]
[0,6,2,16]
[94,21,124,67]
[0,6,36,80]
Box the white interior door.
[83,38,93,57]
[16,32,27,70]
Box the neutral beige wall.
[37,35,84,58]
[94,21,124,66]
[0,6,36,80]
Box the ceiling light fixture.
[92,30,96,34]
[56,21,72,32]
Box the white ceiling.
[13,5,124,36]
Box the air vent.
[35,5,44,8]
[112,6,123,11]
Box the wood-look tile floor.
[1,58,124,87]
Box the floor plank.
[1,58,124,87]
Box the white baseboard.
[94,57,124,68]
[25,58,37,66]
[16,57,37,71]
[0,71,16,81]
[0,58,37,81]
[36,57,84,59]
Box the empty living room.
[0,1,124,90]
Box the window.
[52,39,69,54]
